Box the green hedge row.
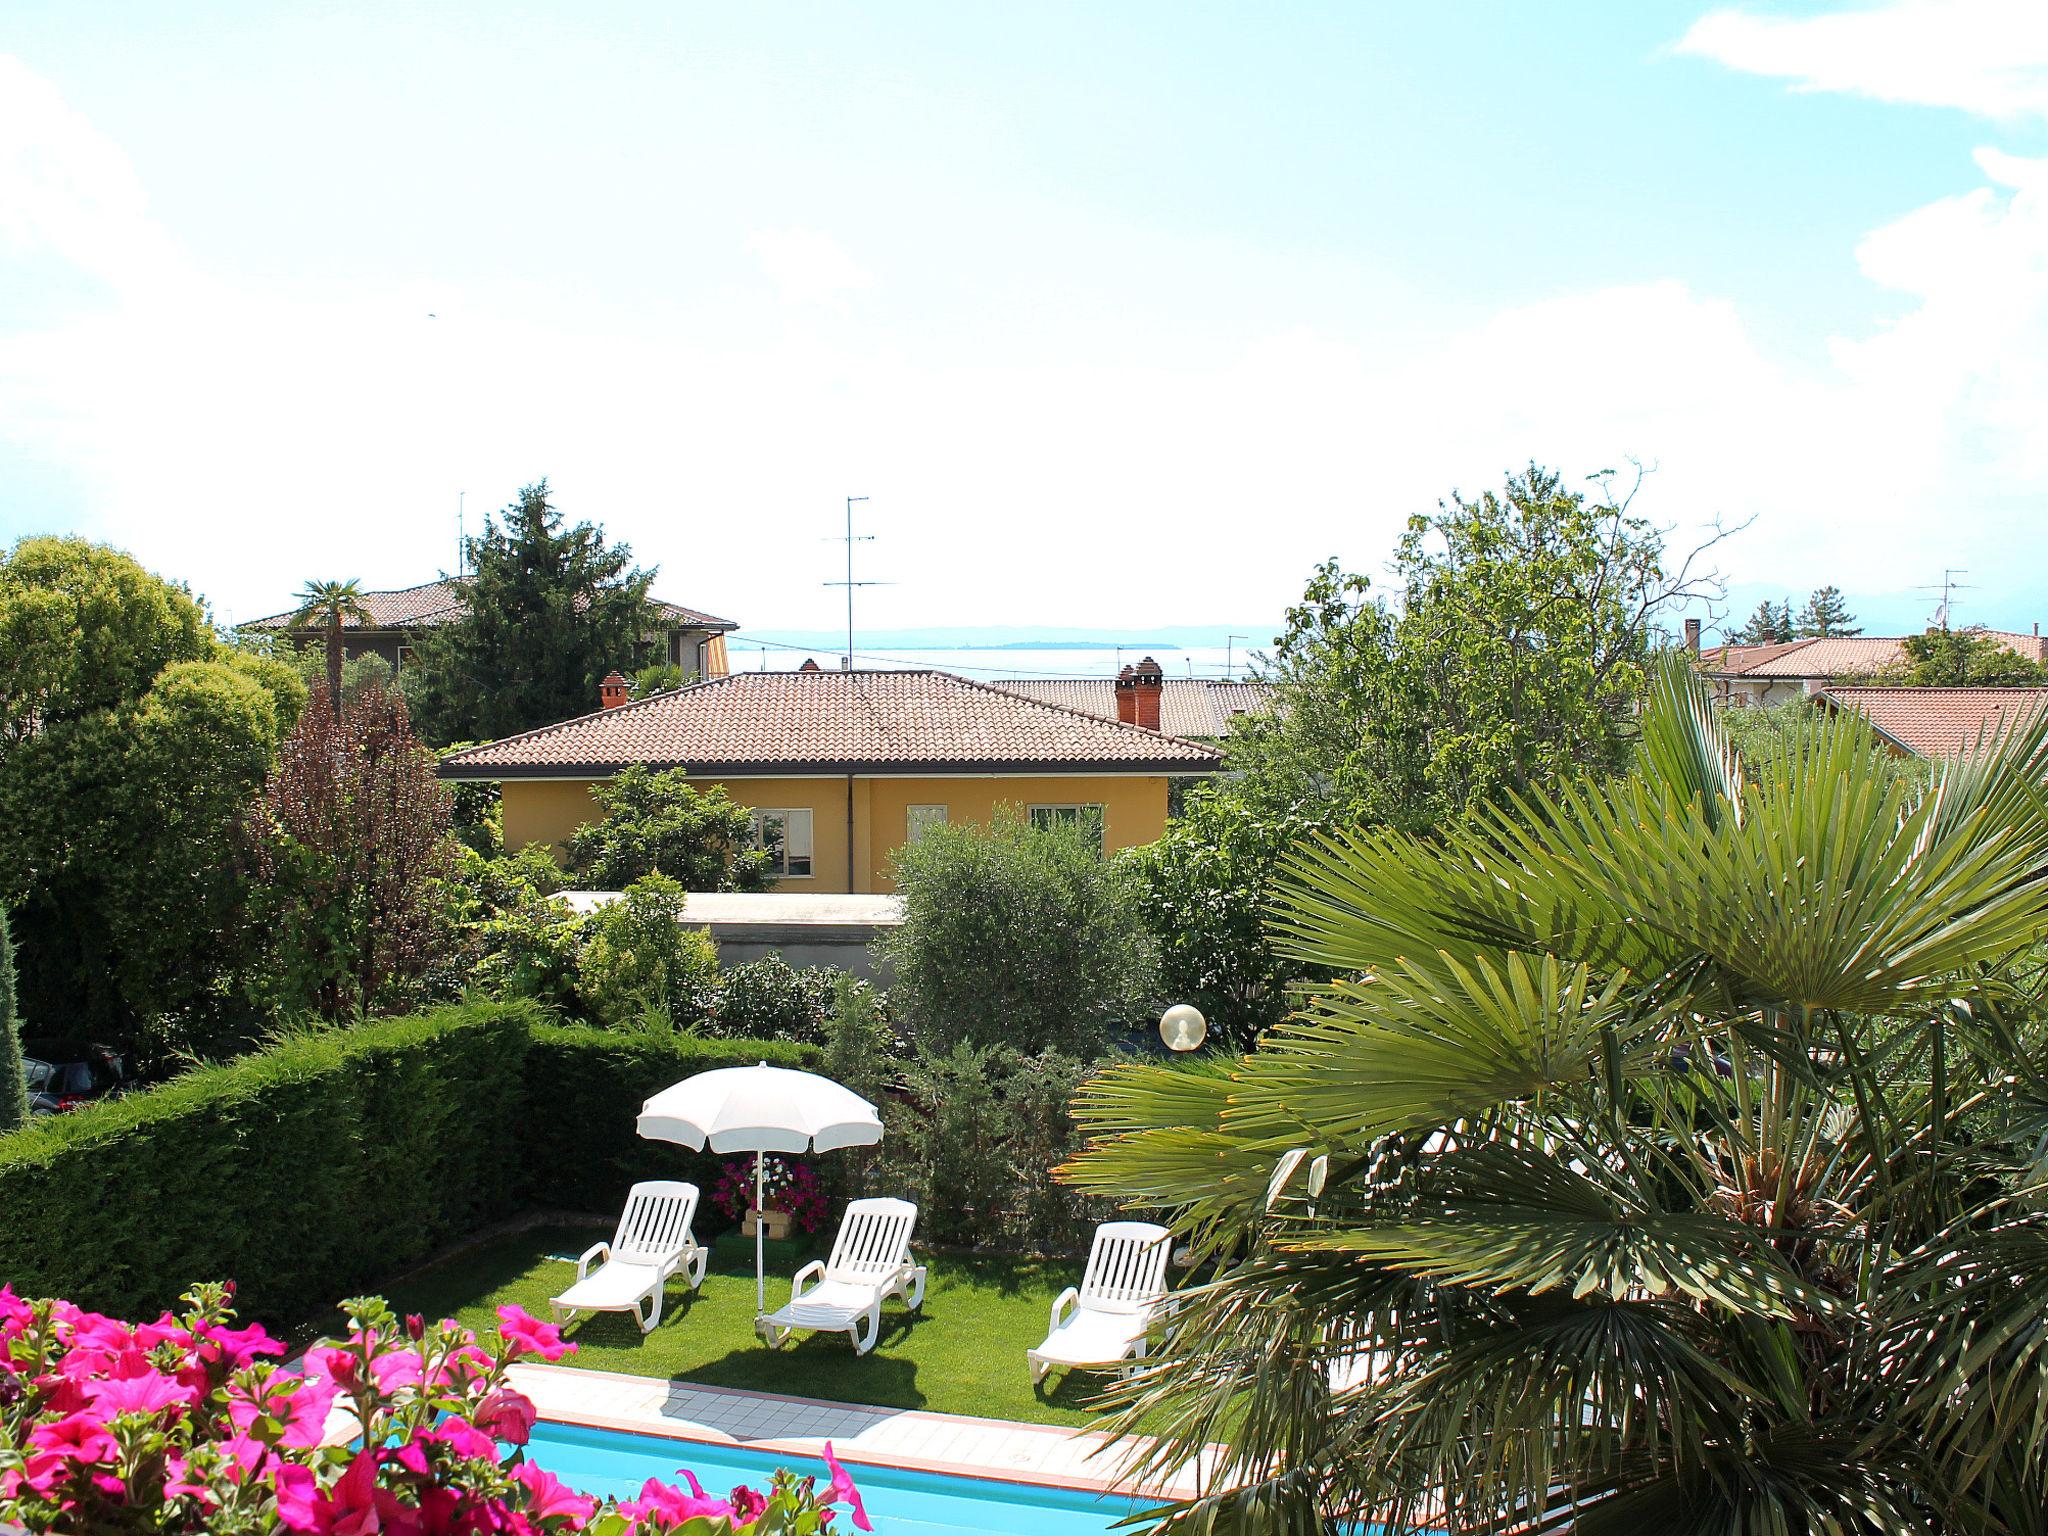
[522,1023,817,1212]
[0,1005,817,1326]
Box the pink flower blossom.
[229,1374,340,1449]
[494,1305,574,1363]
[84,1367,196,1417]
[620,1471,735,1525]
[471,1386,538,1445]
[274,1451,386,1536]
[27,1410,120,1464]
[823,1442,871,1532]
[198,1319,285,1370]
[511,1460,596,1525]
[729,1483,768,1524]
[0,1283,33,1333]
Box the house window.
[396,644,415,670]
[906,804,948,843]
[751,809,814,878]
[1028,803,1105,850]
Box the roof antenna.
[1226,634,1248,680]
[1915,568,1973,631]
[823,496,891,670]
[456,491,466,577]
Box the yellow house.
[438,665,1221,893]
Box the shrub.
[0,905,24,1133]
[565,764,771,891]
[0,1283,862,1533]
[575,874,720,1027]
[0,1003,533,1324]
[880,810,1159,1056]
[710,955,855,1045]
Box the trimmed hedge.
[523,1023,817,1213]
[0,1005,817,1328]
[0,1003,532,1325]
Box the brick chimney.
[1113,665,1137,725]
[1684,618,1701,654]
[599,670,630,709]
[798,657,821,672]
[1129,656,1164,732]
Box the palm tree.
[291,579,371,720]
[1065,661,2048,1535]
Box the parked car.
[22,1039,129,1114]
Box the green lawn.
[367,1225,1117,1428]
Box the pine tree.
[1796,585,1861,638]
[402,481,656,744]
[0,906,28,1134]
[1731,599,1795,645]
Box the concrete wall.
[500,772,1174,893]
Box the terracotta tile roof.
[242,578,736,633]
[1700,636,1906,678]
[1818,687,2048,758]
[439,669,1225,779]
[992,677,1280,737]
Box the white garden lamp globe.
[1160,1003,1207,1052]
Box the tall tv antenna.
[1917,567,1973,630]
[1225,634,1249,680]
[456,491,466,577]
[823,496,889,668]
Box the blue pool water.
[526,1419,1156,1536]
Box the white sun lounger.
[1028,1220,1172,1384]
[549,1180,708,1334]
[756,1197,926,1356]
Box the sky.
[3,1,2047,645]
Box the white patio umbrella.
[636,1062,884,1314]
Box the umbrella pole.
[754,1149,766,1316]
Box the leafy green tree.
[564,765,771,891]
[290,579,371,720]
[1729,596,1794,644]
[244,684,455,1021]
[1794,583,1860,637]
[0,539,304,1057]
[574,873,720,1027]
[0,906,26,1134]
[1881,626,2048,686]
[879,810,1158,1057]
[403,480,657,743]
[1124,785,1329,1049]
[1067,661,2048,1534]
[632,661,690,696]
[1232,464,1720,832]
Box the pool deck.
[509,1361,1214,1500]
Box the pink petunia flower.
[823,1442,872,1532]
[229,1374,340,1449]
[620,1471,735,1525]
[470,1386,539,1446]
[511,1460,596,1525]
[198,1320,285,1370]
[494,1304,575,1363]
[84,1367,197,1417]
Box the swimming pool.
[526,1418,1159,1536]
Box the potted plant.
[713,1155,829,1241]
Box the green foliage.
[880,810,1159,1057]
[244,685,456,1022]
[884,1043,1108,1254]
[1720,697,1931,798]
[1231,464,1701,832]
[565,764,771,891]
[402,481,657,744]
[711,955,855,1045]
[519,1022,818,1213]
[1795,583,1860,637]
[1125,784,1328,1049]
[0,539,304,1058]
[0,906,24,1134]
[631,661,689,695]
[575,874,720,1027]
[1066,660,2048,1533]
[0,1002,534,1323]
[289,578,372,718]
[270,633,396,706]
[1730,597,1795,644]
[1878,626,2048,686]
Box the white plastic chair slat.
[614,1180,699,1265]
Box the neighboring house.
[995,671,1279,739]
[1697,629,2048,708]
[438,665,1222,893]
[1817,687,2048,759]
[241,578,738,678]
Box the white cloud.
[748,227,872,309]
[2,55,2047,635]
[1678,0,2048,121]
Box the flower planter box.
[742,1208,794,1241]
